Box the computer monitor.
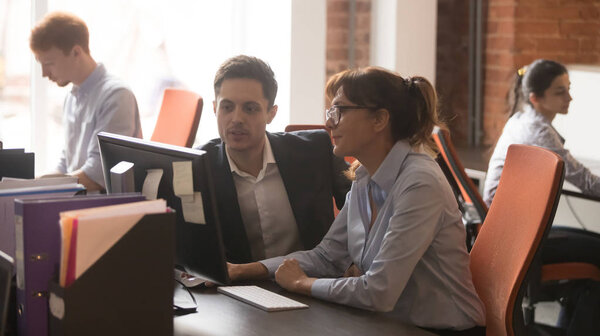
[98,132,229,284]
[0,150,34,180]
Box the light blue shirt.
[483,105,600,205]
[57,64,142,187]
[261,140,486,330]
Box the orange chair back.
[470,145,564,336]
[432,127,488,220]
[151,88,203,148]
[284,124,330,134]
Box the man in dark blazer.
[200,55,351,263]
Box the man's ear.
[71,45,82,57]
[373,108,390,133]
[266,105,278,124]
[213,100,217,115]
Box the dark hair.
[30,12,90,55]
[325,66,444,155]
[213,55,278,108]
[507,59,568,116]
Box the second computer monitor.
[98,132,229,284]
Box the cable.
[564,195,589,231]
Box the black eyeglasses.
[325,105,376,126]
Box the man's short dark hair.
[214,55,278,108]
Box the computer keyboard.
[217,285,308,312]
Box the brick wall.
[483,0,600,145]
[326,0,371,82]
[436,0,471,145]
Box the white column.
[289,0,326,125]
[371,0,438,85]
[30,0,49,174]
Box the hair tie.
[404,77,416,91]
[517,66,528,77]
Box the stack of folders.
[48,200,176,336]
[0,177,84,261]
[14,194,146,336]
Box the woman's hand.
[274,259,315,295]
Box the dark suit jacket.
[199,130,351,263]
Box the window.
[2,0,326,175]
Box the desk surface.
[174,281,435,336]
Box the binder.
[14,194,146,336]
[0,184,85,261]
[48,212,175,336]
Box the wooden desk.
[174,281,435,336]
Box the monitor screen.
[0,150,34,180]
[98,132,229,284]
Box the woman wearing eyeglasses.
[229,67,486,334]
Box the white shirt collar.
[226,134,276,181]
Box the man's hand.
[206,262,269,287]
[274,259,315,295]
[69,170,104,192]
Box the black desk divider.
[48,212,175,336]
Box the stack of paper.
[58,199,168,287]
[0,177,84,260]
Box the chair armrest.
[541,262,600,282]
[561,189,600,202]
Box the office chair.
[432,127,487,248]
[436,129,600,332]
[151,88,203,148]
[284,124,330,133]
[470,144,564,336]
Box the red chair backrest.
[470,144,564,336]
[432,127,488,219]
[151,88,203,148]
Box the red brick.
[535,6,582,20]
[486,51,515,67]
[560,22,600,35]
[515,22,560,35]
[355,1,371,12]
[328,16,349,28]
[515,5,535,18]
[536,38,579,52]
[514,37,537,51]
[328,0,349,13]
[489,5,516,18]
[327,30,348,46]
[579,37,597,52]
[486,68,514,83]
[579,5,600,19]
[327,48,348,61]
[513,54,539,68]
[355,15,370,30]
[487,36,516,50]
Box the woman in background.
[483,59,600,333]
[483,59,600,205]
[228,66,486,335]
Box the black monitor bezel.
[98,132,230,285]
